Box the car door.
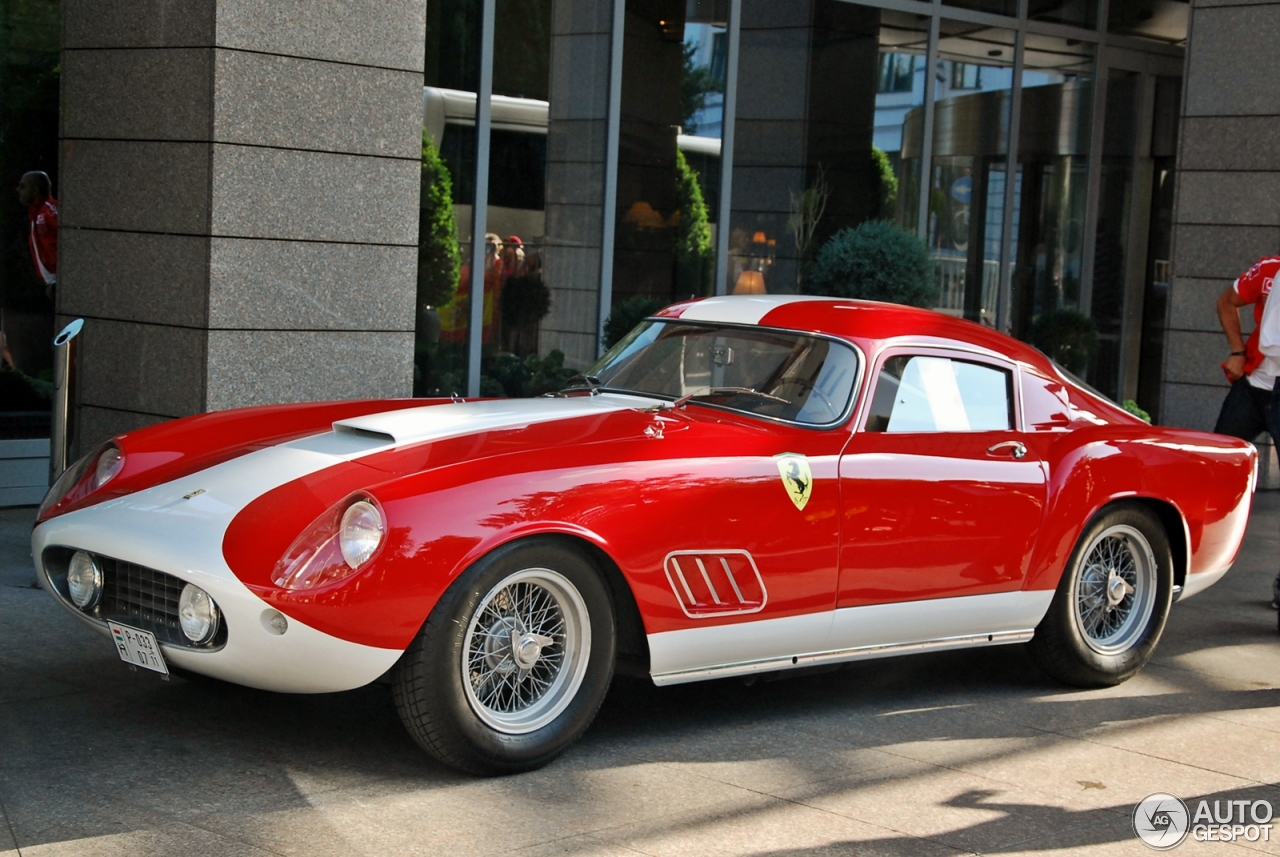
[836,348,1048,616]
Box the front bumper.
[32,445,402,693]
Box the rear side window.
[865,355,1014,432]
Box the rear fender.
[1023,430,1252,593]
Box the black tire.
[391,537,616,775]
[1028,503,1173,688]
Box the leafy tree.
[674,150,714,297]
[680,41,723,134]
[417,131,461,309]
[804,221,937,307]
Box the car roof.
[655,295,1054,372]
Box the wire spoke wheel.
[462,568,592,734]
[1072,524,1157,656]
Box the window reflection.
[942,0,1017,16]
[1030,0,1099,29]
[419,0,569,397]
[1008,37,1094,365]
[418,0,482,396]
[729,6,926,296]
[907,22,1016,326]
[1108,1,1189,45]
[0,0,59,423]
[612,0,726,316]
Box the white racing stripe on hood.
[38,393,660,588]
[328,393,656,449]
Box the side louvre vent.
[663,550,767,618]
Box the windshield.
[585,320,861,426]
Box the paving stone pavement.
[2,494,1279,857]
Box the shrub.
[1029,308,1099,376]
[484,350,577,398]
[1122,399,1151,423]
[804,220,937,307]
[602,295,667,350]
[417,132,461,309]
[501,273,551,328]
[0,367,51,411]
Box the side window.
[866,355,1013,432]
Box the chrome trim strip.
[695,557,722,604]
[720,556,745,602]
[669,558,697,605]
[651,629,1035,686]
[663,549,768,619]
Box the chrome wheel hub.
[461,568,592,734]
[1106,571,1134,610]
[1073,524,1157,656]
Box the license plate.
[108,622,169,676]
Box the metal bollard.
[50,319,84,481]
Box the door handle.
[987,440,1027,459]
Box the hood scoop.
[329,395,650,450]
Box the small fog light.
[66,551,103,610]
[178,583,220,645]
[261,608,288,636]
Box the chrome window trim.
[856,340,1025,434]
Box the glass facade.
[0,0,58,432]
[416,0,1188,418]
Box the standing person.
[17,170,57,298]
[1213,255,1280,606]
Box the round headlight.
[339,500,384,568]
[178,583,220,645]
[94,446,124,489]
[66,551,103,610]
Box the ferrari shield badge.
[774,453,812,511]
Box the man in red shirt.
[17,170,57,297]
[1214,255,1280,606]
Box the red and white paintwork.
[32,297,1258,693]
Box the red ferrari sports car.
[33,295,1257,774]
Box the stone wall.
[60,0,425,454]
[1166,0,1280,486]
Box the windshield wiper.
[560,373,603,396]
[673,386,791,408]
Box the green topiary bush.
[602,295,667,350]
[803,220,937,307]
[1029,308,1099,376]
[417,131,461,309]
[674,150,714,297]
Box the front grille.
[99,559,188,645]
[42,548,227,649]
